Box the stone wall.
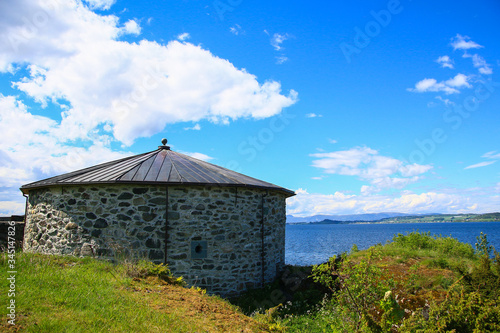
[23,184,286,296]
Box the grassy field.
[0,253,266,332]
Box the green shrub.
[389,231,475,259]
[400,289,500,332]
[311,249,401,332]
[458,233,500,300]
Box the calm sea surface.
[285,222,500,266]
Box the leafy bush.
[311,249,401,332]
[389,231,476,259]
[459,233,500,300]
[400,289,500,332]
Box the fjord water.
[285,222,500,266]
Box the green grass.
[1,252,264,332]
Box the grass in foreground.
[0,253,265,332]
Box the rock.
[117,192,133,200]
[65,222,78,230]
[80,243,94,256]
[93,219,108,228]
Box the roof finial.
[159,138,170,150]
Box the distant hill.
[378,212,500,223]
[286,212,500,224]
[286,212,414,223]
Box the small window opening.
[191,240,207,259]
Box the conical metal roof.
[20,141,295,197]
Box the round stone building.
[20,140,294,296]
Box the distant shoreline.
[288,212,500,225]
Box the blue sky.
[1,0,499,216]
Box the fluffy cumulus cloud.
[0,0,297,214]
[177,32,190,41]
[408,74,471,94]
[0,0,297,145]
[436,55,454,69]
[311,147,433,193]
[123,19,141,35]
[286,188,492,217]
[450,34,483,50]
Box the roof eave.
[20,180,295,197]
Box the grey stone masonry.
[23,184,286,296]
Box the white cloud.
[84,0,115,10]
[306,113,323,118]
[286,188,490,216]
[408,74,471,94]
[470,54,492,75]
[122,19,141,35]
[435,96,454,106]
[436,55,454,69]
[410,78,457,94]
[276,55,288,65]
[184,123,201,131]
[181,152,214,161]
[445,73,471,87]
[465,151,500,169]
[450,34,483,50]
[448,34,492,75]
[177,32,190,41]
[328,139,337,144]
[0,0,297,146]
[310,147,432,193]
[270,33,291,51]
[267,32,293,64]
[464,161,496,169]
[483,151,500,159]
[0,200,26,216]
[229,24,243,35]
